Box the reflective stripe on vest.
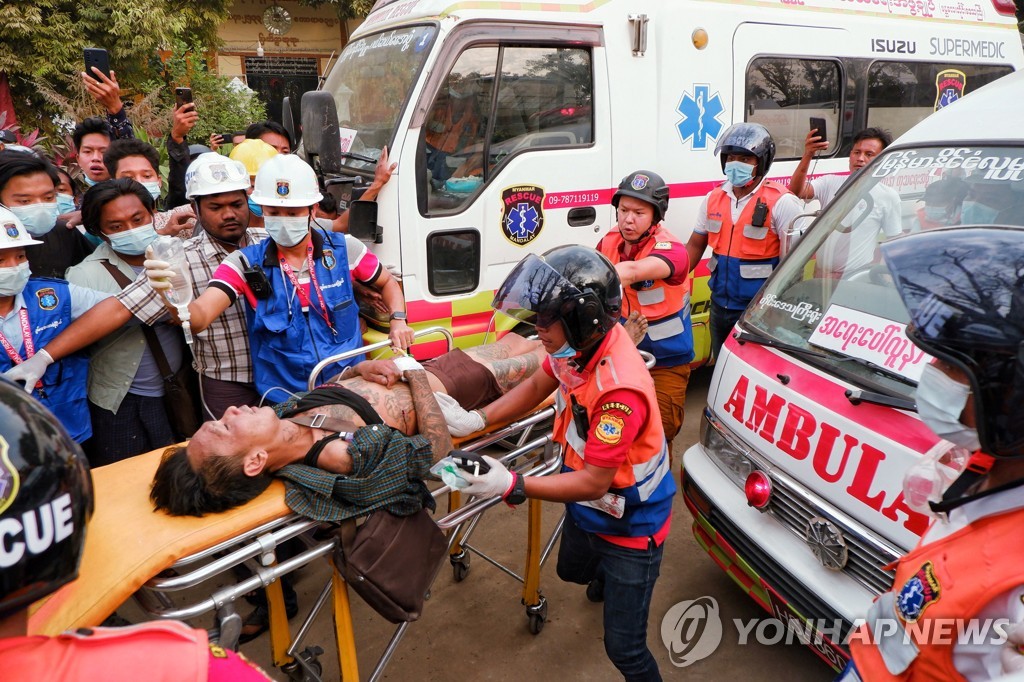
[865,591,919,675]
[597,225,691,322]
[705,181,787,260]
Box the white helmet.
[0,207,42,248]
[250,154,323,208]
[185,153,251,200]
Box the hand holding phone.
[809,117,828,144]
[175,87,193,110]
[83,48,111,81]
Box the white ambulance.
[300,0,1023,361]
[682,69,1024,672]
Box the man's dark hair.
[318,192,338,216]
[81,178,155,237]
[245,120,292,148]
[150,445,273,516]
[72,117,112,151]
[0,150,60,196]
[103,138,160,177]
[853,127,893,150]
[54,166,79,197]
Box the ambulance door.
[399,23,612,338]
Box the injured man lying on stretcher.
[151,334,546,517]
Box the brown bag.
[332,508,448,623]
[101,261,202,439]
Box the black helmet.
[611,170,669,224]
[714,123,776,176]
[0,378,93,620]
[492,246,622,350]
[882,226,1024,458]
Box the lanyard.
[0,308,44,391]
[279,244,336,335]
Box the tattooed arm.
[405,368,454,461]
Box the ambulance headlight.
[700,409,755,488]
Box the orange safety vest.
[705,180,788,260]
[553,324,674,537]
[0,620,209,682]
[849,507,1024,681]
[597,224,691,322]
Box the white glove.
[392,355,423,380]
[143,254,175,292]
[2,350,53,393]
[434,392,486,437]
[1001,622,1024,674]
[462,455,514,499]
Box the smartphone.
[809,117,828,144]
[175,87,193,110]
[83,48,111,80]
[217,133,237,146]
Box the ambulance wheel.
[451,552,471,582]
[526,597,548,635]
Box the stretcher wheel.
[450,551,471,582]
[526,596,548,635]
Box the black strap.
[285,386,384,426]
[100,261,175,380]
[286,414,360,468]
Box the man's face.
[848,138,884,172]
[0,171,56,207]
[98,193,153,239]
[616,195,656,241]
[535,320,569,355]
[263,205,310,218]
[726,152,758,174]
[79,133,111,182]
[197,190,249,242]
[259,132,291,155]
[187,405,279,472]
[56,173,75,197]
[114,155,160,183]
[0,247,27,269]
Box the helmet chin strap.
[620,225,655,245]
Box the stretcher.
[27,327,569,682]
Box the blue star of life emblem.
[675,84,725,150]
[507,203,540,239]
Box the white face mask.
[264,215,310,248]
[107,222,159,256]
[902,446,970,516]
[915,362,981,451]
[9,202,58,237]
[0,262,31,296]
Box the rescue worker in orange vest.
[684,123,803,359]
[841,226,1024,682]
[437,246,674,681]
[597,170,694,451]
[0,378,271,681]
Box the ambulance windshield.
[741,144,1024,398]
[321,24,437,172]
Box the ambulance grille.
[766,480,899,595]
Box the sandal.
[237,603,300,644]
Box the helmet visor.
[492,253,585,328]
[714,123,770,157]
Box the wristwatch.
[389,311,408,321]
[504,472,528,506]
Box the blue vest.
[631,308,695,369]
[239,229,365,397]
[0,279,91,442]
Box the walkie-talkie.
[751,198,769,228]
[240,256,272,300]
[570,395,590,442]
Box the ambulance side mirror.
[349,200,381,243]
[301,90,343,174]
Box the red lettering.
[723,376,748,422]
[744,385,785,444]
[777,405,816,460]
[882,492,929,536]
[846,443,887,511]
[812,423,859,483]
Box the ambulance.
[298,0,1023,360]
[682,69,1024,670]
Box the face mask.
[142,180,162,200]
[915,362,981,451]
[724,160,755,188]
[550,356,586,390]
[902,447,970,516]
[923,206,950,223]
[960,200,999,225]
[264,215,310,248]
[10,202,59,237]
[83,175,98,188]
[56,193,76,214]
[313,216,335,231]
[108,222,159,256]
[0,262,31,296]
[248,197,264,218]
[551,341,577,359]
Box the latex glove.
[3,350,53,393]
[462,455,514,499]
[143,249,175,292]
[1001,622,1024,674]
[434,392,485,437]
[392,354,423,380]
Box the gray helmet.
[714,123,776,177]
[612,170,669,224]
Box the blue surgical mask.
[83,231,105,248]
[83,175,98,188]
[551,341,577,359]
[264,215,310,248]
[142,180,162,200]
[724,161,755,188]
[960,200,999,225]
[0,262,31,296]
[248,197,264,217]
[9,202,59,237]
[56,193,77,215]
[923,205,950,223]
[108,222,159,256]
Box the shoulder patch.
[896,561,941,623]
[653,241,672,250]
[594,413,624,445]
[36,287,58,311]
[321,248,336,270]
